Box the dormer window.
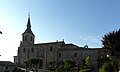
[50,46,53,52]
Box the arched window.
[31,47,34,52]
[50,46,53,52]
[23,48,25,53]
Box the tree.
[97,56,110,68]
[30,59,39,66]
[48,61,55,68]
[101,29,120,71]
[80,55,93,72]
[64,59,75,72]
[55,64,62,72]
[99,61,116,72]
[24,58,40,70]
[24,60,29,68]
[102,29,120,56]
[85,56,90,66]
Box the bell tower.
[21,13,35,45]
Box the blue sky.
[0,0,120,61]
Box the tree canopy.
[64,59,75,71]
[101,29,120,71]
[80,55,93,72]
[102,29,120,56]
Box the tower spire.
[27,12,31,30]
[22,13,35,45]
[28,12,30,17]
[23,13,34,36]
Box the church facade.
[14,15,106,70]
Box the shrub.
[99,62,116,72]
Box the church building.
[14,15,106,71]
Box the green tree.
[64,59,75,72]
[85,56,90,66]
[99,61,116,72]
[30,59,39,66]
[101,29,120,71]
[55,64,62,72]
[80,55,93,72]
[24,60,29,68]
[48,61,55,68]
[24,58,40,69]
[97,56,110,68]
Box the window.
[31,47,34,52]
[25,36,27,41]
[5,66,8,69]
[31,36,32,41]
[50,46,53,52]
[59,53,61,57]
[74,53,77,57]
[23,36,24,41]
[23,48,25,53]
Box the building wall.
[58,49,99,72]
[18,45,37,67]
[0,66,16,72]
[14,56,18,64]
[36,45,46,68]
[40,43,63,67]
[59,49,98,66]
[0,61,17,72]
[15,42,106,70]
[14,41,107,72]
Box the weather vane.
[28,12,30,17]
